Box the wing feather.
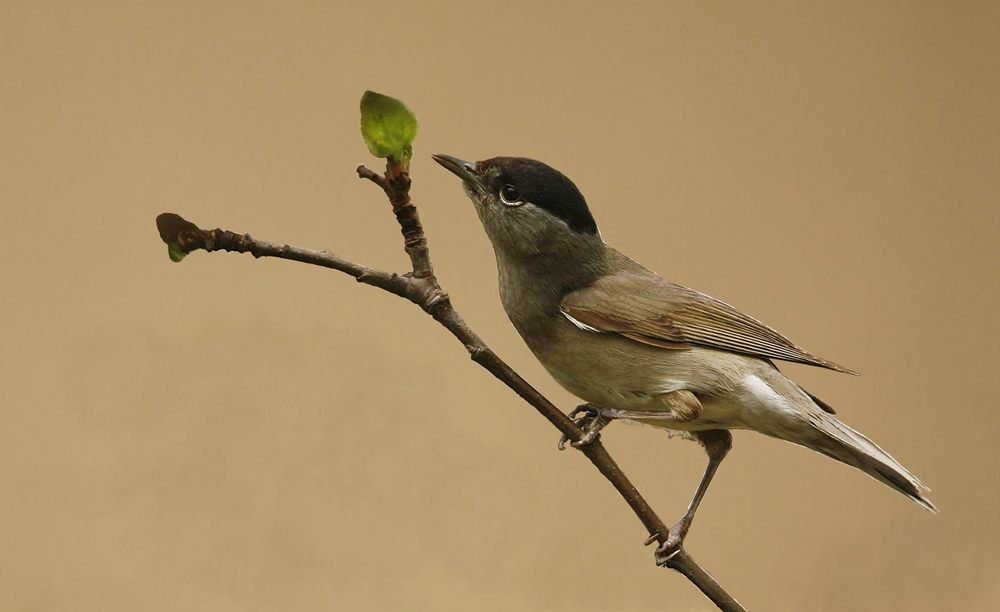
[560,272,857,374]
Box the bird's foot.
[653,519,691,566]
[558,404,610,450]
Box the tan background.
[2,2,998,610]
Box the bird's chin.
[461,182,481,197]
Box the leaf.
[359,91,418,167]
[167,242,188,262]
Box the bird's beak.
[432,154,482,190]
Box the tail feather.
[806,415,937,513]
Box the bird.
[432,153,935,560]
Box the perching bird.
[433,154,935,559]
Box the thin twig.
[153,162,746,612]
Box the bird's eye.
[499,184,523,206]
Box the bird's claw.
[572,413,609,448]
[567,404,598,421]
[558,405,609,450]
[653,522,689,566]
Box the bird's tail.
[804,415,936,513]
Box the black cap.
[476,157,598,234]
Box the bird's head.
[433,155,600,260]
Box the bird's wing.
[560,272,857,374]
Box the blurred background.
[2,2,998,610]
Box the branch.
[154,162,746,612]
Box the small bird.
[433,154,935,559]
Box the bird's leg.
[560,391,703,449]
[655,429,732,565]
[558,404,610,450]
[601,389,703,423]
